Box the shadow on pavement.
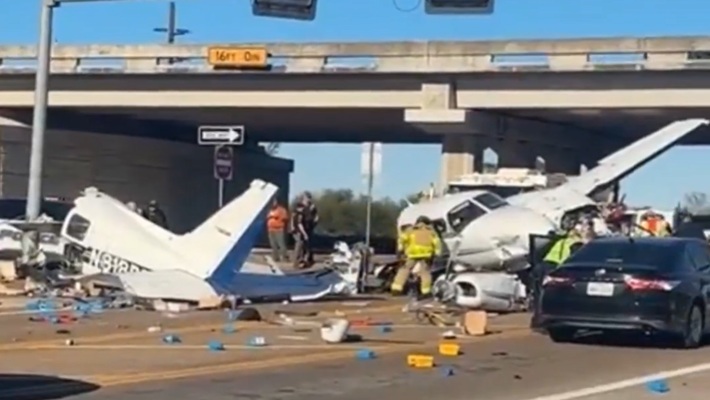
[564,330,710,350]
[0,374,100,400]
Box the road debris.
[320,318,350,343]
[208,340,225,351]
[356,348,376,360]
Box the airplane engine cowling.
[434,272,526,313]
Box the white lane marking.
[524,361,710,400]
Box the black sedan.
[538,236,710,348]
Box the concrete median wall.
[0,118,293,233]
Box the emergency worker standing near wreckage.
[392,216,441,299]
[291,193,318,269]
[267,199,289,262]
[532,227,584,300]
[142,200,169,230]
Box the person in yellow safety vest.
[543,229,583,267]
[396,224,413,258]
[531,229,583,302]
[391,216,441,298]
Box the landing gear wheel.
[547,327,576,343]
[678,304,704,349]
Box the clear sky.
[2,0,709,208]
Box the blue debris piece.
[378,326,392,334]
[162,334,182,344]
[72,299,104,315]
[356,348,376,360]
[646,379,669,394]
[27,299,57,313]
[440,366,455,377]
[208,340,225,351]
[48,316,60,324]
[222,324,236,334]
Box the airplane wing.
[79,270,218,302]
[563,119,709,197]
[78,268,350,303]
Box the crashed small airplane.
[398,118,710,312]
[55,180,358,303]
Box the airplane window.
[447,201,487,233]
[474,192,508,211]
[66,214,91,241]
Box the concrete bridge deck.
[2,36,710,183]
[1,36,710,73]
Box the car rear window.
[565,240,679,270]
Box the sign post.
[198,125,245,208]
[360,142,382,249]
[213,146,234,207]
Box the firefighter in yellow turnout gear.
[392,216,442,297]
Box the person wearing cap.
[391,215,441,298]
[142,200,168,229]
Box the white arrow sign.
[197,125,245,145]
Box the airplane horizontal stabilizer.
[209,269,346,303]
[564,119,709,197]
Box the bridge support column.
[440,135,483,188]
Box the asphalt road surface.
[58,332,710,400]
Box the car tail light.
[624,276,679,291]
[542,276,571,287]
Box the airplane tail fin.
[175,179,277,281]
[564,119,708,197]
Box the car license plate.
[586,282,614,297]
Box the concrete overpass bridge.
[2,36,710,188]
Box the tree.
[683,192,710,212]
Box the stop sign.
[214,146,234,181]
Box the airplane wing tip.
[680,118,710,127]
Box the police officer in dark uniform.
[142,200,169,229]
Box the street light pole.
[28,0,188,222]
[153,2,190,45]
[26,0,56,221]
[166,1,176,43]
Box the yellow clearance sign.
[207,47,269,68]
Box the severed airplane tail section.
[174,179,276,281]
[65,180,356,303]
[510,119,709,224]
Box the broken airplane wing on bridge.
[510,118,709,223]
[566,118,709,197]
[62,180,356,303]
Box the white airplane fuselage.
[400,119,710,272]
[398,191,557,271]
